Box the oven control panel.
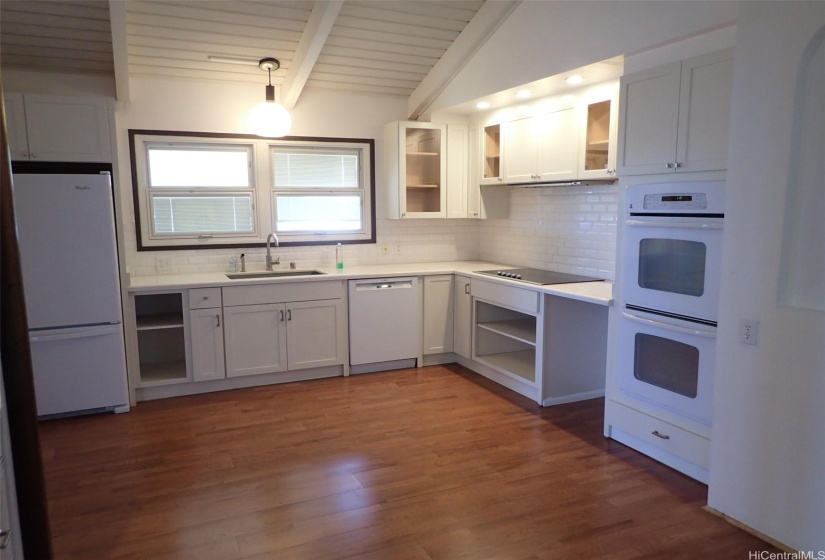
[643,193,707,210]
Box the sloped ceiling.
[0,0,492,112]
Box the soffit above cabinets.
[0,0,485,103]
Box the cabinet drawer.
[470,278,539,314]
[222,280,344,307]
[189,288,222,309]
[607,400,710,469]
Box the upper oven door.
[622,215,723,322]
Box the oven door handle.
[622,311,717,338]
[625,219,723,230]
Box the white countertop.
[129,260,613,306]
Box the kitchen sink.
[225,270,326,279]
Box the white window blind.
[272,148,366,236]
[145,144,256,238]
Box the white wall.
[427,1,737,114]
[708,2,825,551]
[115,77,479,275]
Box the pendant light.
[249,57,292,137]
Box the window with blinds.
[271,148,365,235]
[145,144,256,238]
[130,131,375,249]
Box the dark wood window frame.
[128,129,376,252]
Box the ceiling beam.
[407,0,521,120]
[280,0,343,111]
[109,0,130,101]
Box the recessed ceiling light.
[476,101,491,110]
[565,75,584,85]
[515,90,532,99]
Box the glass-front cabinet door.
[578,88,619,180]
[385,121,447,218]
[479,122,504,185]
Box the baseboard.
[350,359,417,375]
[542,389,604,407]
[703,506,795,553]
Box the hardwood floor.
[39,365,776,559]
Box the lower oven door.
[616,308,716,427]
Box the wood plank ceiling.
[0,0,485,100]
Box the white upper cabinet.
[504,105,581,184]
[479,122,504,185]
[446,123,470,219]
[4,93,112,163]
[578,86,619,180]
[385,121,448,219]
[618,49,733,176]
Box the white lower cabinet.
[423,275,454,355]
[453,275,472,359]
[189,288,225,382]
[224,303,288,377]
[285,300,343,370]
[222,281,346,378]
[189,308,226,382]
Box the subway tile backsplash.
[477,184,618,280]
[126,184,618,279]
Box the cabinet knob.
[675,162,683,168]
[19,152,28,158]
[666,162,674,169]
[31,153,38,159]
[472,212,478,217]
[401,212,406,217]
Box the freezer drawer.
[348,278,420,366]
[29,324,128,416]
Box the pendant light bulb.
[249,57,292,138]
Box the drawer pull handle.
[652,430,670,440]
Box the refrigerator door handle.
[30,325,120,343]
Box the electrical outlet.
[394,243,401,255]
[156,256,171,272]
[740,319,759,345]
[381,245,390,256]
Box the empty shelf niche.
[135,293,187,385]
[474,300,537,383]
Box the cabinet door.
[23,94,111,162]
[3,92,30,160]
[505,115,539,183]
[189,308,226,382]
[224,303,287,377]
[676,49,733,173]
[579,92,619,180]
[480,122,504,185]
[423,275,454,355]
[617,62,681,176]
[453,275,472,359]
[446,124,469,219]
[398,122,447,219]
[285,299,344,370]
[537,106,579,182]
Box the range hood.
[508,178,619,188]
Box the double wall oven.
[615,182,725,432]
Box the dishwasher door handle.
[355,281,413,291]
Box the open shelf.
[477,318,536,345]
[476,350,536,383]
[136,313,185,330]
[138,359,187,385]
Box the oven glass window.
[634,333,699,398]
[638,239,706,296]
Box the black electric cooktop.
[474,267,603,286]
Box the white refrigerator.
[12,170,129,416]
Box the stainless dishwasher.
[348,277,420,372]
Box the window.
[130,131,375,250]
[271,147,367,242]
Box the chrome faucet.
[266,232,280,270]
